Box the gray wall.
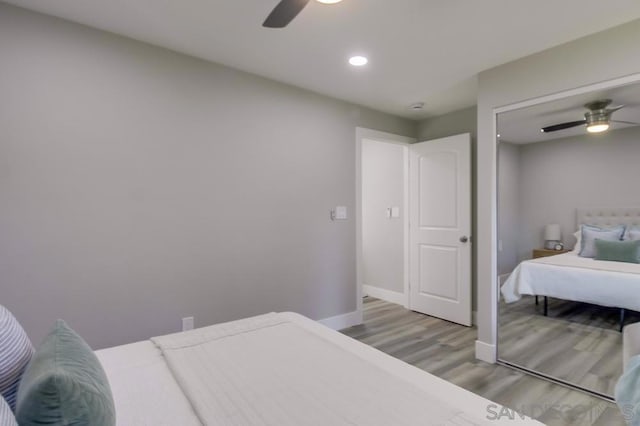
[517,126,640,261]
[417,106,479,311]
[417,107,477,142]
[477,18,640,351]
[0,4,415,349]
[497,142,520,275]
[361,140,405,294]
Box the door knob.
[459,236,469,243]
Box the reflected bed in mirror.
[496,80,640,403]
[499,208,640,399]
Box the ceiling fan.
[541,99,638,134]
[263,0,340,28]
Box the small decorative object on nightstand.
[532,248,571,259]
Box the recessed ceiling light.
[409,102,424,111]
[317,0,343,3]
[349,56,368,66]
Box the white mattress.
[98,313,542,425]
[501,252,640,311]
[95,341,200,426]
[275,313,540,425]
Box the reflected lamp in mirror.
[544,224,562,250]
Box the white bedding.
[95,341,201,426]
[99,312,542,425]
[501,252,640,311]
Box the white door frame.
[355,128,415,317]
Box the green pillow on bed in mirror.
[594,239,640,264]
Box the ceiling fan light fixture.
[585,109,611,133]
[586,122,610,133]
[541,99,623,135]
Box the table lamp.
[544,224,562,250]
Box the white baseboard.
[364,285,476,325]
[475,340,497,363]
[318,309,362,331]
[363,285,406,306]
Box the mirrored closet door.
[496,80,640,399]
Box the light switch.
[391,207,400,218]
[332,206,347,220]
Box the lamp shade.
[544,224,561,241]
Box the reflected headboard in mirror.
[576,207,640,230]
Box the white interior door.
[409,133,471,326]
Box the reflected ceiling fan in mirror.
[263,0,341,28]
[541,99,639,134]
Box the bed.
[501,208,640,331]
[95,311,541,425]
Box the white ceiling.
[498,82,640,144]
[4,0,640,119]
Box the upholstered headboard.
[576,207,640,229]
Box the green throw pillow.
[15,320,115,426]
[594,239,640,264]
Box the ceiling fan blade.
[611,120,640,125]
[263,0,311,28]
[541,120,587,133]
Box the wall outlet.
[182,316,194,331]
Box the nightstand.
[532,248,571,259]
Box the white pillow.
[572,230,581,253]
[0,305,34,411]
[579,224,626,258]
[0,397,17,426]
[626,226,640,241]
[573,224,626,256]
